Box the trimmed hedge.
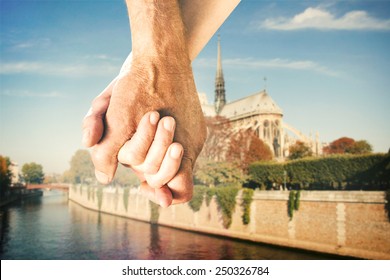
[249,153,389,190]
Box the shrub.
[149,201,160,224]
[123,187,130,211]
[241,188,254,225]
[188,185,207,212]
[96,186,103,210]
[205,188,216,206]
[287,190,301,220]
[385,190,390,222]
[214,186,239,228]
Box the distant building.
[200,36,322,159]
[10,161,19,185]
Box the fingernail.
[95,170,110,184]
[84,107,93,119]
[159,198,170,208]
[163,117,175,132]
[149,111,159,125]
[170,144,182,159]
[82,129,90,146]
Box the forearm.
[126,0,190,70]
[120,0,241,73]
[181,0,241,60]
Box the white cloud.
[261,7,390,31]
[11,38,52,50]
[1,89,65,98]
[82,54,121,61]
[193,57,339,76]
[0,61,119,77]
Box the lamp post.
[283,170,287,191]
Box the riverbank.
[0,189,43,207]
[69,185,390,259]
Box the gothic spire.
[215,34,226,115]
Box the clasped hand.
[83,58,206,207]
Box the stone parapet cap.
[251,190,386,204]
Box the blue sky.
[1,0,390,174]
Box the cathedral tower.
[214,35,226,115]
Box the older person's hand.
[89,0,206,205]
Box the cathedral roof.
[219,90,283,120]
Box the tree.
[0,155,12,198]
[227,129,272,170]
[288,141,313,160]
[323,137,373,155]
[199,116,232,161]
[348,140,373,154]
[21,162,44,184]
[194,159,248,187]
[64,150,94,184]
[243,133,273,167]
[44,173,62,184]
[112,164,140,187]
[323,137,355,154]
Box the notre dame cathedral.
[199,36,322,160]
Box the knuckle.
[178,191,193,204]
[122,150,144,166]
[157,136,172,148]
[91,146,114,166]
[143,162,160,174]
[145,177,162,189]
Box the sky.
[1,0,390,174]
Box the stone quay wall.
[69,185,390,259]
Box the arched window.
[263,120,270,140]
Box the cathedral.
[199,36,322,159]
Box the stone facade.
[69,186,390,260]
[200,37,322,159]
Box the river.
[0,191,342,260]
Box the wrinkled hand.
[90,58,206,205]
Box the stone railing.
[69,185,390,259]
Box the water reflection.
[0,194,343,260]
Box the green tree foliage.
[288,141,313,160]
[21,162,44,184]
[149,201,160,224]
[250,153,389,190]
[241,188,254,225]
[64,149,94,184]
[188,185,207,212]
[287,191,301,219]
[214,186,239,228]
[348,140,373,154]
[248,161,285,189]
[0,156,12,197]
[112,164,140,187]
[194,159,248,187]
[385,190,390,222]
[324,137,373,155]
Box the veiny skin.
[92,59,206,205]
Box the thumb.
[82,78,116,147]
[91,138,120,185]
